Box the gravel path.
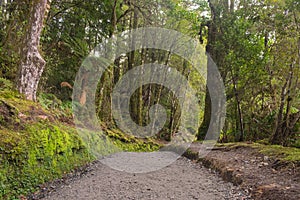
[42,152,249,200]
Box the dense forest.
[1,0,299,145]
[0,0,299,199]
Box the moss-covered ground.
[216,142,300,163]
[0,79,160,199]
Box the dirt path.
[187,143,300,200]
[40,153,250,200]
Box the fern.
[0,78,13,90]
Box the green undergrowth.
[257,144,300,162]
[106,129,160,152]
[75,128,160,159]
[216,142,300,163]
[0,79,160,199]
[0,123,91,200]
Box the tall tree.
[198,0,223,140]
[17,0,51,101]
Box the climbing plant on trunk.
[17,0,51,101]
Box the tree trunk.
[231,67,245,141]
[128,7,139,123]
[17,0,51,101]
[271,63,297,145]
[197,16,216,140]
[197,0,227,141]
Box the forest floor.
[187,143,300,200]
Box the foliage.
[0,78,13,90]
[0,1,299,198]
[37,93,63,110]
[0,86,160,199]
[1,0,299,146]
[0,87,90,199]
[200,0,300,146]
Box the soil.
[187,143,300,200]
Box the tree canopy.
[0,0,299,146]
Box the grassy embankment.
[0,79,159,199]
[216,142,300,163]
[184,140,300,165]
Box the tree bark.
[197,0,227,140]
[231,67,244,141]
[197,0,216,140]
[17,0,51,101]
[128,7,139,122]
[271,63,298,145]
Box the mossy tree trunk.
[17,0,51,101]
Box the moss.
[80,128,160,157]
[76,129,120,158]
[216,142,300,162]
[0,90,36,113]
[0,122,92,200]
[0,87,161,199]
[258,145,300,162]
[183,149,199,160]
[0,123,161,199]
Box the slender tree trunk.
[110,0,118,37]
[138,46,147,126]
[145,48,156,125]
[150,51,172,133]
[271,71,289,144]
[271,63,297,145]
[17,0,51,101]
[231,68,244,141]
[128,7,139,122]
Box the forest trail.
[40,154,249,200]
[187,143,300,200]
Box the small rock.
[263,156,269,161]
[263,162,269,166]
